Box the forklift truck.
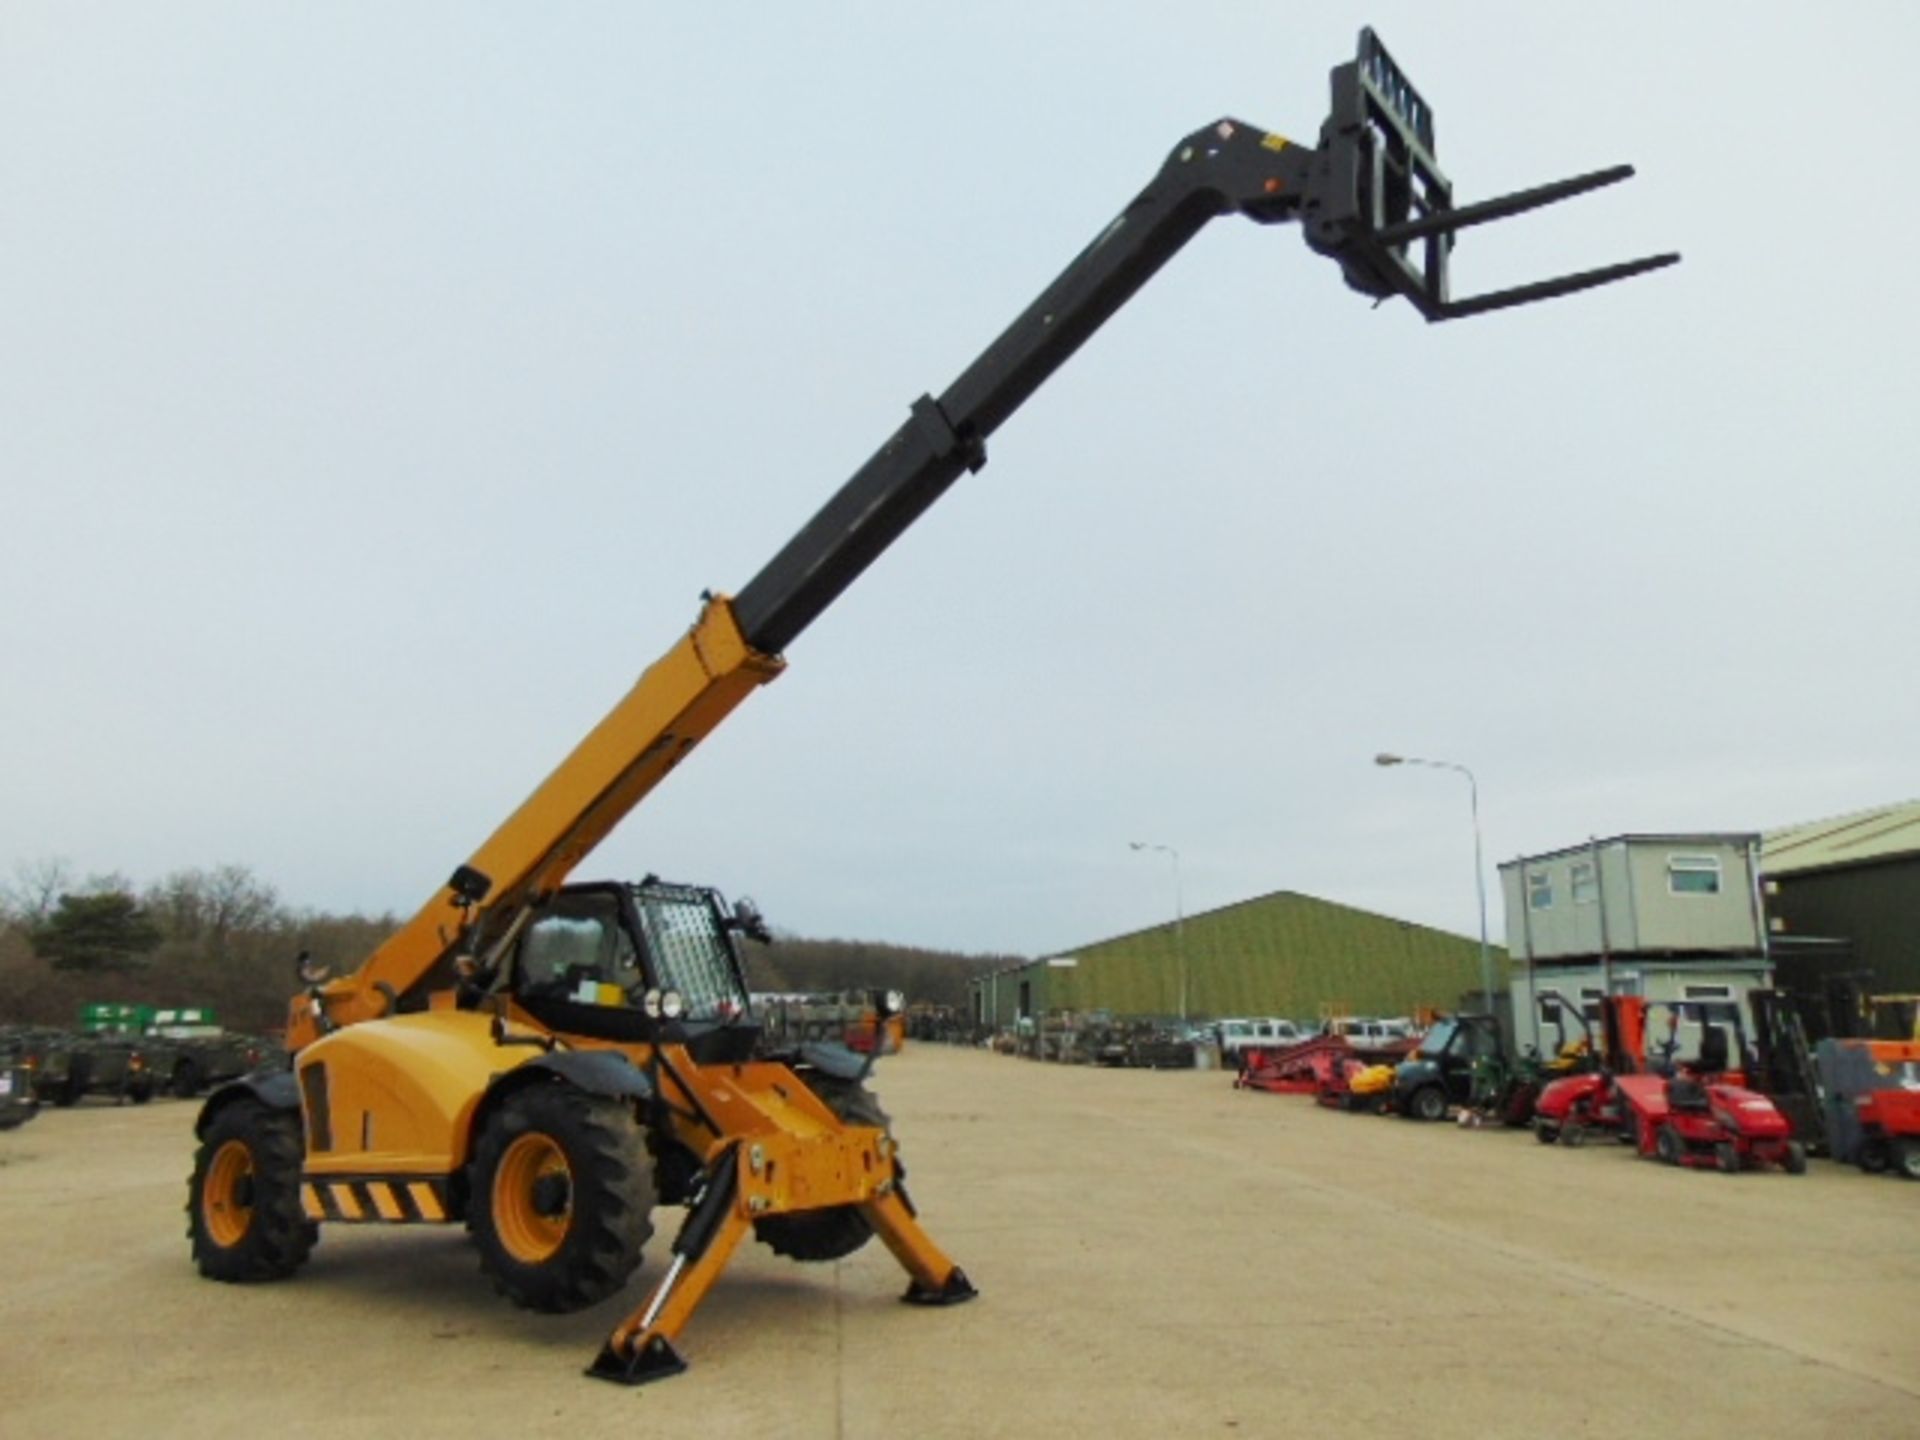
[185,29,1673,1384]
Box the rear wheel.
[1562,1122,1588,1150]
[172,1058,205,1099]
[469,1084,654,1313]
[188,1098,316,1281]
[754,1078,885,1263]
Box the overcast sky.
[4,5,1914,959]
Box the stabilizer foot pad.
[586,1335,689,1386]
[902,1266,978,1307]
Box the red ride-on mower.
[1615,1013,1806,1174]
[1534,994,1643,1148]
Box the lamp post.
[1129,841,1185,1020]
[1373,753,1494,1017]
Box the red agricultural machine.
[1819,1037,1920,1179]
[1235,1027,1417,1111]
[1532,994,1643,1148]
[1617,1003,1805,1174]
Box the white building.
[1499,834,1770,1053]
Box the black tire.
[754,1078,886,1263]
[1655,1123,1683,1166]
[1858,1137,1891,1174]
[172,1058,204,1100]
[1534,1121,1559,1145]
[1563,1122,1588,1150]
[1407,1085,1447,1123]
[1715,1141,1740,1174]
[128,1081,154,1106]
[1784,1141,1808,1176]
[188,1098,316,1282]
[469,1083,654,1313]
[1893,1139,1920,1181]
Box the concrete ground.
[1,1045,1914,1439]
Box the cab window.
[517,894,640,1001]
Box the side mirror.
[296,949,331,988]
[448,864,493,907]
[730,896,772,944]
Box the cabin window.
[1527,871,1554,910]
[1667,853,1723,895]
[1683,983,1732,1001]
[1570,861,1598,905]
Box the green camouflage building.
[970,890,1503,1030]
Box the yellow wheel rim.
[494,1132,572,1264]
[203,1139,255,1248]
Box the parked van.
[1216,1017,1310,1060]
[1327,1016,1419,1050]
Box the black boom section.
[729,28,1673,656]
[732,128,1314,656]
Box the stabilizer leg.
[588,1146,750,1386]
[861,1187,979,1307]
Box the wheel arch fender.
[465,1051,654,1157]
[193,1069,300,1140]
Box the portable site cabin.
[1498,834,1771,1052]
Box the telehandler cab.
[185,29,1674,1384]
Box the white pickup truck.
[1215,1017,1311,1061]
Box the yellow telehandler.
[185,29,1673,1384]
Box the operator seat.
[1696,1024,1729,1076]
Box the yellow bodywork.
[286,994,966,1374]
[1350,1062,1396,1096]
[296,1010,521,1177]
[254,591,968,1380]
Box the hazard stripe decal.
[302,1175,452,1225]
[407,1181,446,1222]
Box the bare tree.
[2,856,76,927]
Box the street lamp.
[1129,841,1186,1020]
[1373,753,1494,1018]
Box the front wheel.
[469,1083,655,1313]
[1715,1141,1741,1174]
[1783,1141,1808,1176]
[1892,1139,1920,1181]
[188,1098,316,1282]
[1655,1123,1683,1166]
[1407,1086,1448,1123]
[754,1078,886,1263]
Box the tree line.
[0,859,1012,1034]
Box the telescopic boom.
[291,28,1676,1045]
